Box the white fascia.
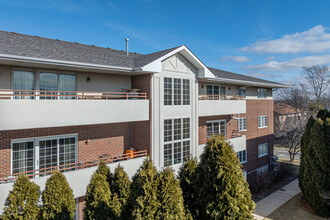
[199,77,292,88]
[136,45,215,78]
[0,53,133,72]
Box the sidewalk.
[253,179,301,220]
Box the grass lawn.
[265,192,329,220]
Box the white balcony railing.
[198,95,246,116]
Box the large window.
[258,143,268,157]
[238,118,247,131]
[238,87,246,98]
[164,118,190,166]
[257,88,267,98]
[207,85,226,100]
[207,120,226,139]
[258,115,268,128]
[40,72,76,99]
[237,150,247,164]
[11,135,77,176]
[164,77,190,106]
[13,70,35,99]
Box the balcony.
[198,95,246,116]
[227,134,246,152]
[0,150,147,211]
[0,89,149,130]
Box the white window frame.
[11,134,78,177]
[206,84,226,100]
[238,117,247,131]
[258,143,268,158]
[163,117,191,167]
[257,88,267,99]
[164,77,190,106]
[237,150,247,164]
[206,119,227,138]
[258,115,268,128]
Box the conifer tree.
[155,168,187,219]
[83,173,121,220]
[124,159,159,219]
[96,160,113,185]
[112,164,131,210]
[178,157,198,218]
[298,116,315,195]
[2,175,40,220]
[42,171,76,220]
[196,135,255,219]
[300,110,330,217]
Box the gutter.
[199,77,292,88]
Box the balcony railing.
[0,89,148,100]
[0,150,148,183]
[200,132,243,144]
[198,95,244,100]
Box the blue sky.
[1,0,330,84]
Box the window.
[258,143,268,157]
[258,115,268,128]
[40,72,76,99]
[164,118,190,166]
[207,120,226,138]
[257,88,267,98]
[207,85,226,100]
[13,70,35,99]
[238,87,246,98]
[174,78,182,105]
[164,78,172,105]
[237,150,247,163]
[164,78,190,106]
[183,79,190,105]
[238,118,247,131]
[11,135,77,176]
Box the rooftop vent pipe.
[125,38,129,55]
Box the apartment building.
[0,31,289,218]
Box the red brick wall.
[78,196,86,220]
[198,99,274,174]
[0,122,150,176]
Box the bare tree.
[303,65,330,110]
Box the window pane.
[59,74,76,100]
[207,123,213,138]
[213,122,220,136]
[183,79,190,105]
[13,71,34,99]
[174,78,181,105]
[12,141,34,175]
[174,142,182,164]
[164,119,172,142]
[164,78,172,105]
[174,119,182,140]
[183,118,190,139]
[220,121,226,135]
[59,137,76,172]
[164,144,172,167]
[220,86,226,100]
[183,141,190,162]
[40,72,58,100]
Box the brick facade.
[0,121,151,176]
[198,99,274,176]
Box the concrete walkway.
[253,179,301,220]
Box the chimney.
[125,38,129,55]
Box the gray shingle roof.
[208,67,285,85]
[0,30,180,68]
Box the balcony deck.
[0,89,150,130]
[198,95,246,116]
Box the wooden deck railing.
[198,95,244,100]
[200,132,244,144]
[0,89,148,100]
[0,150,148,183]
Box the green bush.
[299,110,330,217]
[96,160,113,185]
[196,135,255,219]
[2,175,40,220]
[178,157,198,218]
[112,164,131,211]
[42,171,76,220]
[156,168,187,219]
[124,159,159,219]
[83,173,121,220]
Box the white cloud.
[249,72,283,79]
[241,25,330,54]
[243,54,330,72]
[221,55,250,62]
[265,56,275,61]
